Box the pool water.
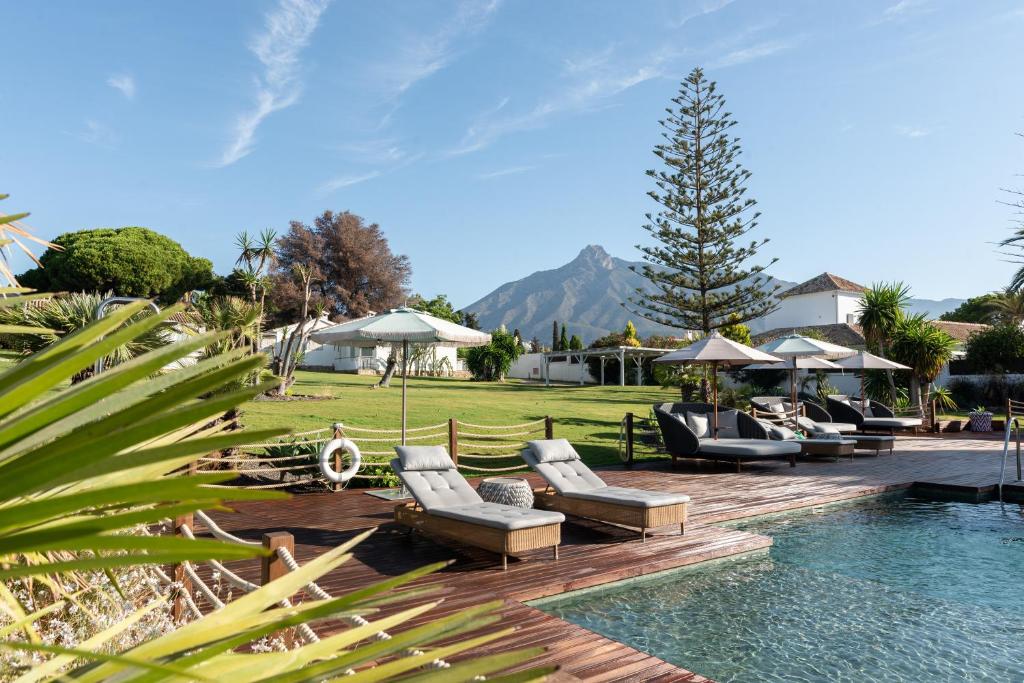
[538,494,1024,682]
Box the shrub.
[963,324,1024,373]
[465,328,522,380]
[947,377,979,408]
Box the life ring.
[319,438,361,484]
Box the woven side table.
[477,477,534,508]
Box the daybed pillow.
[768,401,786,414]
[763,422,797,440]
[811,422,841,436]
[685,411,711,438]
[527,438,580,463]
[395,445,456,471]
[862,403,874,417]
[716,409,740,438]
[781,401,795,415]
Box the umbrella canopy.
[833,351,911,410]
[757,333,856,360]
[311,307,491,443]
[745,356,842,422]
[655,331,782,438]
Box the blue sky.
[4,0,1023,307]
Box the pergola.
[541,346,674,386]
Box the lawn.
[240,370,681,467]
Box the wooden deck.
[204,434,1014,681]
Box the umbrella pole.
[861,372,866,413]
[712,363,719,440]
[401,339,408,445]
[791,367,799,430]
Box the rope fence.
[195,416,554,490]
[161,512,450,668]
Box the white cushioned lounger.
[391,445,563,569]
[522,439,690,541]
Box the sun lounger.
[751,396,857,434]
[390,445,564,569]
[654,402,801,471]
[826,395,923,433]
[521,439,690,542]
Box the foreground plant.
[0,295,550,681]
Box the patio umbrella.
[757,334,857,408]
[744,356,842,412]
[654,331,782,438]
[310,307,491,443]
[833,351,911,411]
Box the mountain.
[462,245,967,344]
[462,245,794,343]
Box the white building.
[261,315,463,376]
[761,272,867,330]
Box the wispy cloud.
[216,0,330,167]
[73,120,118,147]
[370,0,501,99]
[477,165,536,179]
[107,74,135,100]
[671,0,737,29]
[448,47,671,156]
[711,40,793,68]
[317,171,381,194]
[895,124,938,138]
[884,0,928,18]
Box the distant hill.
[462,245,967,345]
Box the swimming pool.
[537,494,1024,682]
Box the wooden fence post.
[544,416,553,440]
[624,412,634,469]
[171,513,194,623]
[332,424,343,493]
[448,418,458,465]
[261,532,296,647]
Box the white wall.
[762,292,842,329]
[508,352,597,383]
[835,292,862,326]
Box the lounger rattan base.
[394,502,561,570]
[532,488,688,542]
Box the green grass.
[240,371,680,467]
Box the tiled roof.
[928,320,989,342]
[752,323,867,348]
[778,273,867,299]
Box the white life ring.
[319,438,361,484]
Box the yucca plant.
[0,294,550,681]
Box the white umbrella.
[310,307,491,443]
[757,334,856,408]
[833,350,911,411]
[654,331,782,438]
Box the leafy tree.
[529,335,542,352]
[234,228,277,358]
[460,310,481,329]
[270,211,410,323]
[963,323,1024,373]
[558,324,569,352]
[569,334,583,350]
[408,293,462,323]
[465,328,522,381]
[718,313,752,345]
[985,289,1024,326]
[939,293,1001,323]
[888,313,958,410]
[630,66,779,335]
[18,227,213,303]
[857,282,911,403]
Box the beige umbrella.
[654,331,782,438]
[311,307,491,443]
[833,351,911,411]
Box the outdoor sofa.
[521,438,690,542]
[826,394,923,434]
[653,402,801,472]
[750,396,857,434]
[391,445,564,569]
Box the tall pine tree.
[629,67,779,334]
[551,321,559,351]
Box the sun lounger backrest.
[390,448,482,511]
[521,446,606,495]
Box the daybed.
[391,445,564,569]
[826,395,923,434]
[750,396,857,434]
[653,402,801,472]
[521,438,690,541]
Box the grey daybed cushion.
[391,457,482,510]
[686,411,711,438]
[698,438,801,457]
[863,417,922,428]
[396,445,456,471]
[430,503,564,530]
[562,486,690,508]
[526,438,579,463]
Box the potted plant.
[968,405,993,432]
